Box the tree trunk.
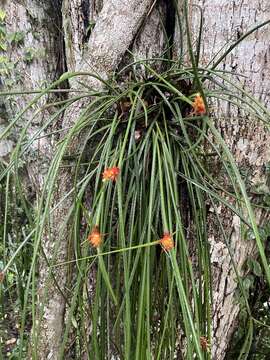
[0,0,63,186]
[1,0,269,359]
[190,1,270,358]
[35,1,156,358]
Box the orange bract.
[102,167,120,182]
[159,232,174,251]
[192,93,206,115]
[88,225,102,248]
[200,336,210,352]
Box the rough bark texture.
[190,1,270,358]
[0,0,63,190]
[62,0,103,71]
[0,1,66,359]
[132,0,168,72]
[36,1,154,359]
[2,0,269,358]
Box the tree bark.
[2,0,270,358]
[0,0,63,189]
[190,1,270,358]
[35,1,155,359]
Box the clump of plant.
[0,2,270,359]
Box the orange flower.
[102,167,120,182]
[159,232,174,251]
[192,93,206,115]
[200,336,210,352]
[88,225,102,248]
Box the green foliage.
[22,48,34,63]
[86,21,96,38]
[0,1,270,359]
[7,31,25,46]
[0,8,7,52]
[0,10,25,85]
[227,256,270,360]
[0,9,5,23]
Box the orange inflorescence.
[200,336,210,352]
[102,167,120,182]
[159,232,174,251]
[192,93,206,115]
[88,225,102,248]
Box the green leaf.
[23,49,34,63]
[243,276,254,290]
[252,260,262,277]
[0,9,6,22]
[0,42,7,51]
[0,55,8,63]
[7,31,25,45]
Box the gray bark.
[1,0,269,358]
[190,1,270,358]
[0,0,62,188]
[36,1,155,359]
